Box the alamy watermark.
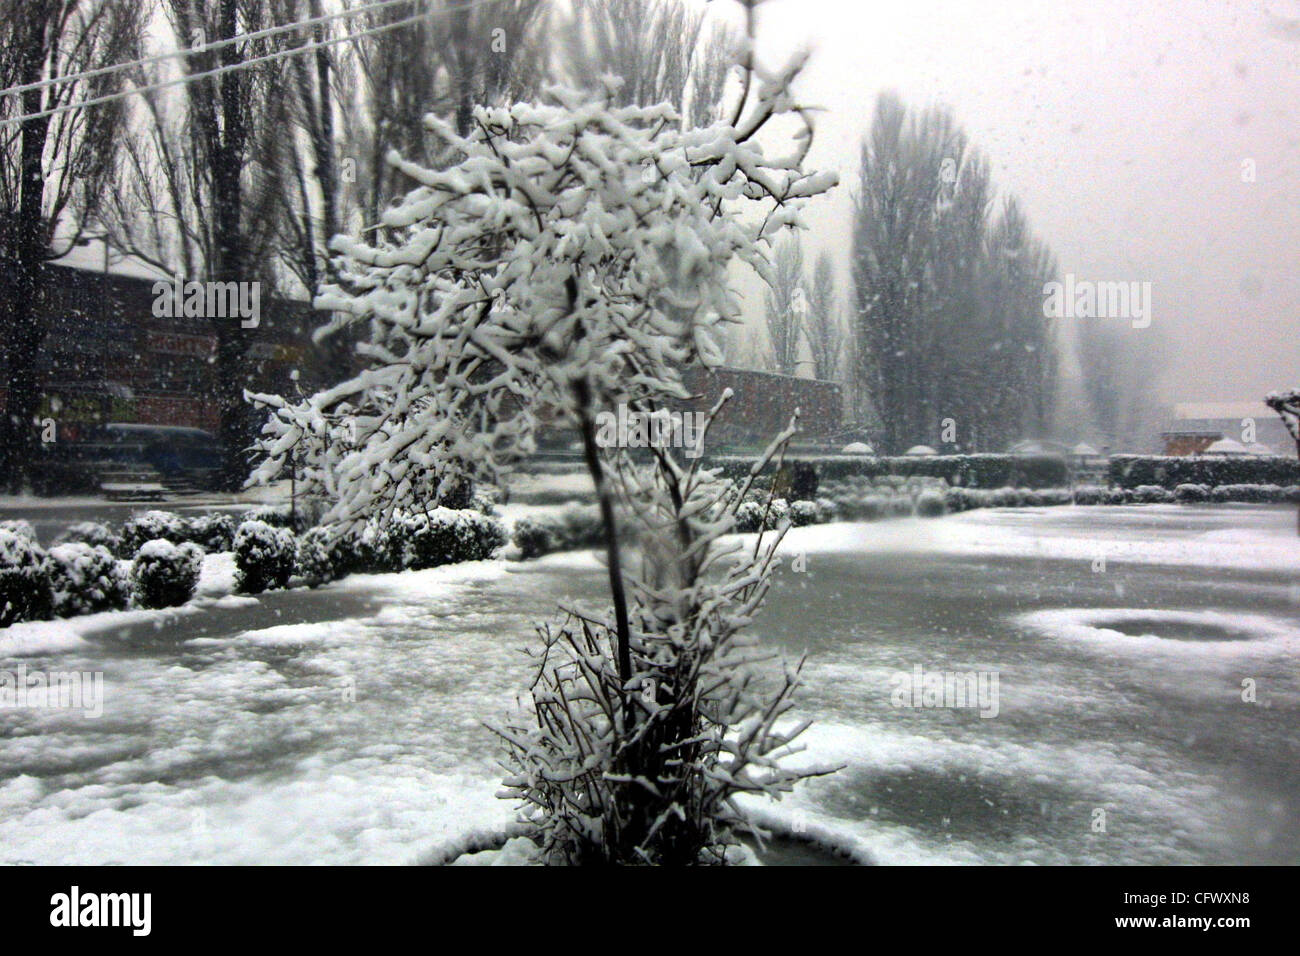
[1042,273,1151,328]
[152,273,260,328]
[594,404,706,459]
[0,664,103,718]
[889,664,999,718]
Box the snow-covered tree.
[249,10,835,861]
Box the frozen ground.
[1,504,1297,864]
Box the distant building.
[677,366,843,447]
[1160,402,1292,456]
[0,254,331,442]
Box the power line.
[0,0,501,129]
[0,0,422,103]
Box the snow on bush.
[510,506,606,559]
[130,539,203,609]
[295,526,337,587]
[1210,483,1285,504]
[1110,454,1300,489]
[46,543,130,617]
[0,519,37,541]
[55,521,121,554]
[0,528,52,626]
[233,520,297,594]
[243,505,295,529]
[185,513,237,552]
[121,510,186,556]
[511,518,554,561]
[1072,486,1107,505]
[1132,485,1175,504]
[915,489,947,517]
[1174,483,1211,503]
[400,509,507,570]
[787,500,820,527]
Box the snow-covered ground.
[1,504,1297,864]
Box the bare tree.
[762,234,805,376]
[564,0,738,127]
[0,0,142,491]
[803,250,844,381]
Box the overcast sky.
[720,0,1300,405]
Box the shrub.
[233,520,296,593]
[242,505,295,529]
[401,509,508,569]
[55,521,121,554]
[1109,454,1300,490]
[0,529,52,625]
[121,510,186,556]
[131,539,203,609]
[1072,486,1107,505]
[512,517,555,560]
[1174,483,1211,503]
[185,513,237,552]
[1213,483,1285,503]
[716,452,1070,489]
[1133,485,1174,504]
[46,543,130,617]
[1106,487,1131,505]
[788,500,820,527]
[0,519,37,541]
[1285,486,1300,504]
[295,526,337,587]
[915,490,947,517]
[813,497,838,522]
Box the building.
[0,247,331,444]
[1160,402,1293,456]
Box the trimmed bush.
[56,521,121,554]
[1072,486,1107,505]
[716,452,1069,489]
[788,500,820,527]
[242,505,295,529]
[1174,483,1211,503]
[1133,485,1175,504]
[915,490,947,517]
[295,526,337,587]
[233,520,296,593]
[1211,483,1285,503]
[0,529,52,625]
[401,509,507,569]
[512,517,555,560]
[121,510,186,556]
[0,519,37,541]
[1110,455,1300,490]
[131,539,203,609]
[47,543,130,617]
[185,513,237,552]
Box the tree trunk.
[573,377,632,684]
[0,15,54,493]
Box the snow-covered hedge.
[295,526,337,587]
[55,521,122,554]
[233,520,297,593]
[1110,454,1300,489]
[131,539,203,609]
[400,509,507,570]
[0,519,37,541]
[510,504,605,559]
[121,510,187,556]
[1210,483,1286,504]
[46,543,130,617]
[915,490,947,517]
[1174,483,1211,503]
[717,453,1070,490]
[0,529,52,626]
[185,513,237,552]
[243,505,296,529]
